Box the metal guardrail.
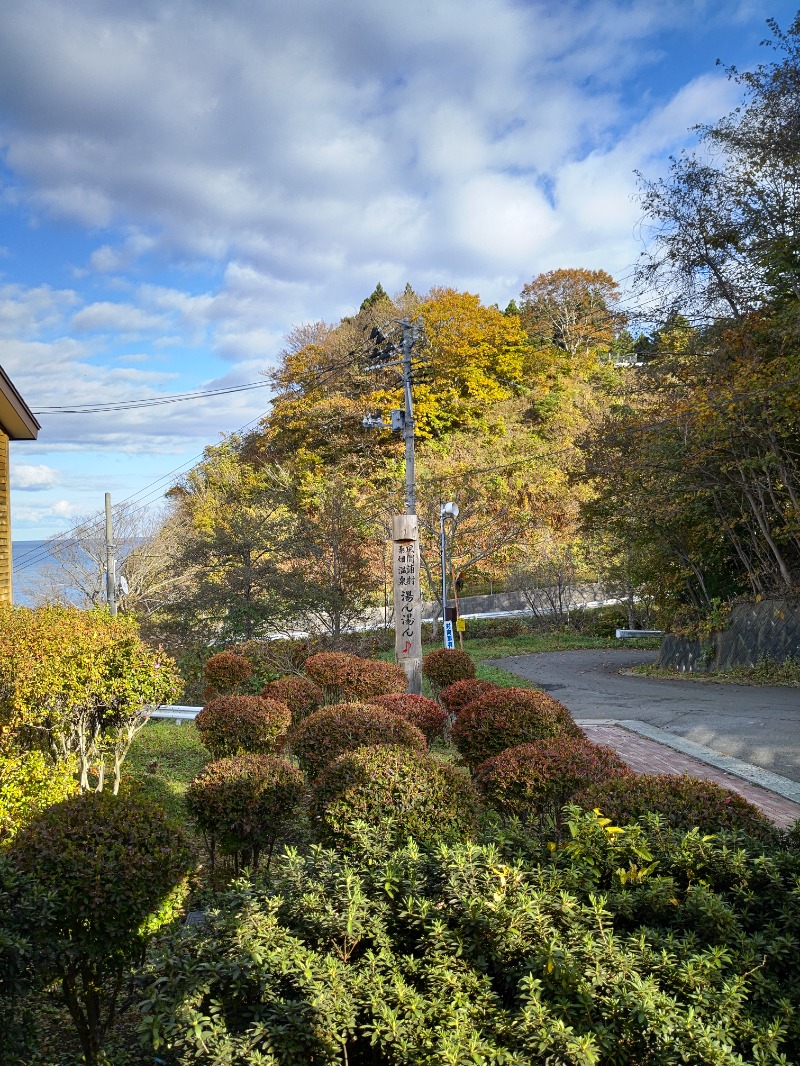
[615,629,662,639]
[149,705,201,724]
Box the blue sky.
[1,0,798,542]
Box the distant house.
[0,367,40,604]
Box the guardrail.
[149,705,201,724]
[615,629,663,639]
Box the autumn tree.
[519,268,624,363]
[281,473,385,637]
[636,15,800,319]
[163,438,293,642]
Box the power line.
[32,379,272,414]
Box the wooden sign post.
[392,514,422,694]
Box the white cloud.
[10,463,59,490]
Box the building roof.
[0,366,40,440]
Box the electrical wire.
[31,379,272,414]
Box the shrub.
[202,650,253,696]
[370,693,448,742]
[195,695,290,758]
[140,817,800,1064]
[439,678,498,717]
[0,605,180,793]
[310,745,481,848]
[474,738,632,821]
[304,652,407,703]
[290,703,426,780]
[186,754,306,870]
[261,675,325,725]
[10,789,192,1066]
[451,687,582,770]
[422,648,476,695]
[0,748,78,845]
[0,855,55,1062]
[574,772,777,839]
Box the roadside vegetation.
[4,13,800,1064]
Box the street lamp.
[440,501,459,647]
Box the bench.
[149,705,201,724]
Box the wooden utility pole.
[105,492,117,616]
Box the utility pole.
[364,316,424,692]
[401,318,417,514]
[104,492,117,616]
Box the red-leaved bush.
[260,676,324,726]
[574,773,776,840]
[310,745,481,848]
[186,754,306,870]
[203,652,253,696]
[303,652,407,703]
[439,678,498,717]
[289,702,426,780]
[474,738,631,820]
[195,695,290,759]
[421,648,476,695]
[370,694,448,742]
[451,687,582,770]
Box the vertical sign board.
[392,514,422,694]
[443,620,455,649]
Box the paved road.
[489,649,800,783]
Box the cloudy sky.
[1,0,797,547]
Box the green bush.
[0,748,78,845]
[474,737,631,821]
[195,694,290,758]
[0,855,55,1062]
[261,675,325,725]
[0,604,180,794]
[140,816,800,1064]
[186,754,307,870]
[370,693,448,742]
[310,745,481,847]
[304,651,407,703]
[451,686,582,770]
[202,650,253,697]
[439,677,498,716]
[10,789,192,1066]
[290,703,426,780]
[421,647,475,695]
[575,772,778,840]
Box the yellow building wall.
[0,431,11,604]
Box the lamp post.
[439,501,459,648]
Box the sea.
[12,540,78,606]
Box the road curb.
[576,718,800,803]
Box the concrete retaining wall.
[659,596,800,672]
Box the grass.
[631,657,800,687]
[125,720,209,822]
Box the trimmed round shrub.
[474,738,632,820]
[451,687,582,770]
[304,652,407,703]
[203,651,253,695]
[10,789,192,960]
[261,675,325,725]
[422,648,476,694]
[10,790,193,1065]
[439,678,499,717]
[371,693,448,742]
[574,773,777,839]
[186,754,307,869]
[310,744,482,847]
[0,749,78,846]
[195,695,290,758]
[290,703,426,780]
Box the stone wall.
[659,597,800,672]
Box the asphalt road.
[489,648,800,783]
